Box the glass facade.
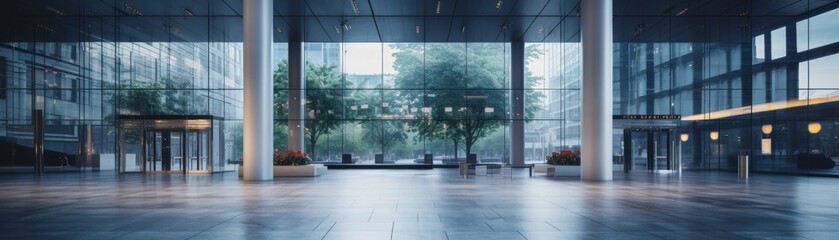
[1,1,838,176]
[273,43,516,164]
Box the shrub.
[546,150,581,165]
[273,149,312,166]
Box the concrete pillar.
[511,41,525,165]
[581,0,613,181]
[242,0,273,180]
[288,41,305,152]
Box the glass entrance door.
[143,130,185,173]
[185,130,210,173]
[623,129,672,171]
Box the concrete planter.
[238,164,327,177]
[534,163,581,176]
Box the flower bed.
[274,149,312,166]
[546,150,581,165]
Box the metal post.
[581,0,613,181]
[738,155,749,179]
[288,41,305,152]
[33,110,44,175]
[242,0,274,180]
[511,41,525,165]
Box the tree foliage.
[392,43,544,158]
[273,60,345,160]
[110,77,206,117]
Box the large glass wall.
[274,43,514,165]
[609,1,839,175]
[2,0,838,176]
[0,2,247,172]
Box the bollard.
[738,155,749,179]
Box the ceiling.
[0,0,836,43]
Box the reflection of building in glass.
[0,41,244,169]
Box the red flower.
[572,150,581,155]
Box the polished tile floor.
[1,169,838,240]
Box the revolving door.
[118,115,223,174]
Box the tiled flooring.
[1,169,839,240]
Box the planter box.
[534,163,581,176]
[238,164,327,177]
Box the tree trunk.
[308,133,317,161]
[453,140,458,161]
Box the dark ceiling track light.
[351,0,361,15]
[184,8,194,16]
[275,26,283,34]
[121,1,143,16]
[342,20,351,31]
[46,6,67,16]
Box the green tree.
[160,77,206,115]
[273,60,345,160]
[392,43,544,160]
[110,77,206,117]
[353,89,409,157]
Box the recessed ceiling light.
[538,26,544,34]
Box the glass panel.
[771,27,787,60]
[122,129,142,173]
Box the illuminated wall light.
[421,107,432,113]
[761,124,773,134]
[680,133,689,142]
[360,104,368,109]
[484,107,494,113]
[444,107,452,112]
[709,131,719,140]
[808,122,822,134]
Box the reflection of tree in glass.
[392,43,544,160]
[273,60,345,161]
[110,77,206,117]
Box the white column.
[242,0,273,180]
[511,41,525,165]
[581,0,613,181]
[288,41,305,152]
